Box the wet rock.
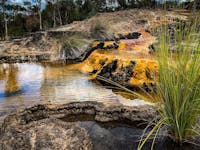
[0,118,92,150]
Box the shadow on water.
[61,114,199,150]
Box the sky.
[9,0,46,9]
[10,0,43,4]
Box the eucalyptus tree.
[0,0,9,40]
[36,0,42,30]
[46,0,61,27]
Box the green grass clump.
[61,34,90,51]
[138,15,200,149]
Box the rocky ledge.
[0,101,158,149]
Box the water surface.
[0,62,135,123]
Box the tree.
[0,0,9,40]
[92,0,107,11]
[46,0,56,27]
[36,0,42,30]
[117,0,128,8]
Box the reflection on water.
[0,63,131,123]
[4,65,20,94]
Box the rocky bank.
[0,101,157,149]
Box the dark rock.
[112,61,135,83]
[148,44,155,53]
[126,32,141,39]
[99,59,118,78]
[99,58,107,66]
[89,69,98,75]
[0,55,50,63]
[96,42,104,49]
[115,32,141,40]
[99,60,136,85]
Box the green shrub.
[61,34,89,51]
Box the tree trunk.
[4,15,8,40]
[53,6,56,28]
[37,0,42,30]
[39,11,42,30]
[58,9,62,26]
[2,1,8,40]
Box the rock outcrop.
[0,101,158,149]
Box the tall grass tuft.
[138,15,200,149]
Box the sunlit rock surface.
[78,30,159,90]
[0,118,92,150]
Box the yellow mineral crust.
[77,29,158,88]
[92,41,100,47]
[78,50,159,87]
[78,51,115,77]
[129,59,158,86]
